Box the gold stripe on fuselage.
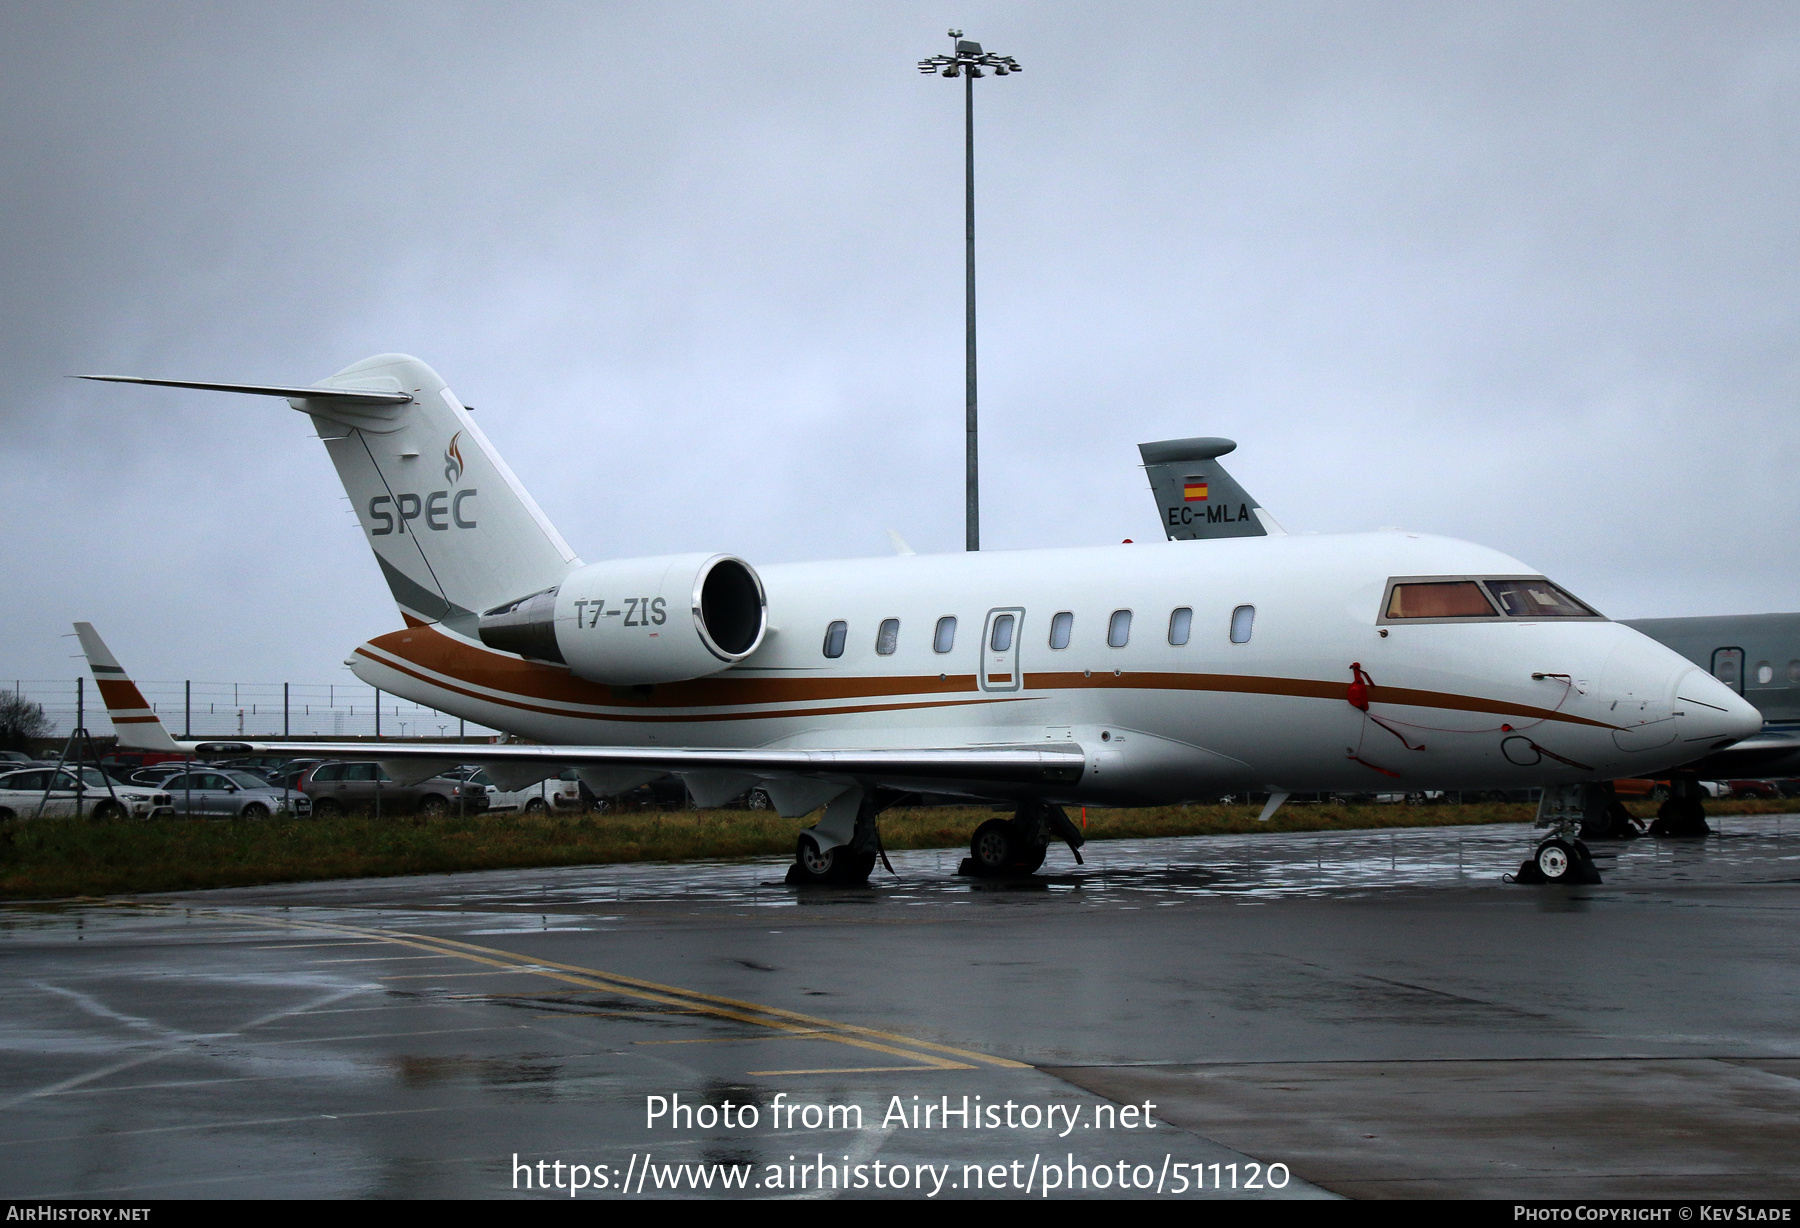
[359,623,1616,731]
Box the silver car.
[160,769,310,819]
[0,766,173,821]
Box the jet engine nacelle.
[478,552,766,685]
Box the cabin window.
[1757,661,1775,686]
[876,618,900,655]
[1386,581,1496,620]
[1168,607,1192,646]
[1788,660,1800,686]
[933,616,957,653]
[1049,611,1073,650]
[1230,604,1255,644]
[822,621,847,659]
[1107,609,1132,648]
[990,613,1015,652]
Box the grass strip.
[0,797,1790,901]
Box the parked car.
[0,767,173,821]
[299,761,489,817]
[0,751,33,766]
[265,760,325,791]
[1723,779,1781,799]
[466,768,582,814]
[130,762,214,787]
[161,769,310,818]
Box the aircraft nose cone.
[1674,668,1763,747]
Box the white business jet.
[77,355,1760,885]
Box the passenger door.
[979,607,1025,693]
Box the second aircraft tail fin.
[1138,436,1285,541]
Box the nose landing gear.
[1512,784,1604,884]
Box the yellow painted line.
[375,928,1029,1069]
[211,910,1017,1071]
[378,970,534,980]
[749,1066,953,1076]
[633,1032,827,1045]
[532,1010,707,1019]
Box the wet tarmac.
[1,816,1797,1199]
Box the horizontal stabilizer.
[76,375,412,405]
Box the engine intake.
[478,553,767,685]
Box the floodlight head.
[942,65,958,77]
[956,40,983,55]
[993,66,1008,75]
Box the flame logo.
[444,432,464,485]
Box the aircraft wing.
[183,737,1086,786]
[75,619,1085,809]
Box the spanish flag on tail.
[1182,478,1209,502]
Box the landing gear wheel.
[1536,839,1576,881]
[965,819,1048,877]
[969,819,1016,875]
[1515,838,1602,885]
[785,834,875,886]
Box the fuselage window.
[1386,581,1496,620]
[1788,660,1800,686]
[1168,607,1192,646]
[1230,604,1255,644]
[876,618,900,656]
[1049,611,1073,650]
[990,613,1015,652]
[933,616,957,653]
[822,620,847,659]
[1757,661,1775,686]
[1108,609,1132,648]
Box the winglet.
[72,623,179,751]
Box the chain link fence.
[6,679,500,742]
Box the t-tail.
[1139,436,1285,541]
[80,355,582,635]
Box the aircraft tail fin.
[82,355,583,633]
[72,622,179,752]
[1138,436,1285,541]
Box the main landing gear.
[785,788,886,886]
[1648,777,1711,837]
[958,800,1087,879]
[1512,783,1604,885]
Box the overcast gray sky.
[5,1,1800,686]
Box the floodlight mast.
[919,30,1020,552]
